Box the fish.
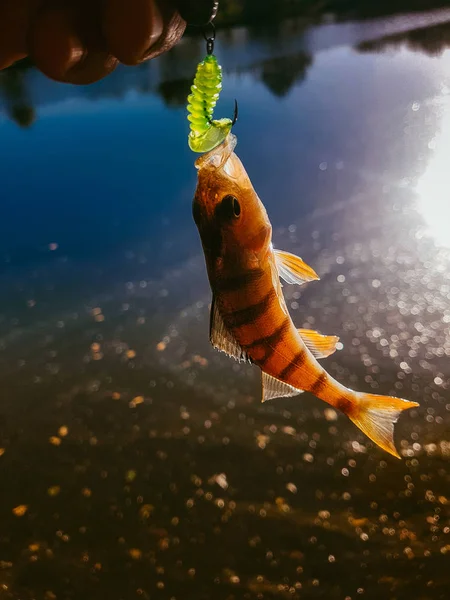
[191,133,419,458]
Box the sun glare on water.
[416,100,450,249]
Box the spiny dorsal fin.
[274,248,320,285]
[210,297,250,363]
[298,328,340,359]
[261,371,304,403]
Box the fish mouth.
[194,132,251,189]
[194,133,237,172]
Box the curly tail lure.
[187,23,237,153]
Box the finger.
[28,3,118,84]
[176,0,218,25]
[102,0,164,66]
[0,0,41,70]
[139,1,185,62]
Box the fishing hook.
[232,99,238,125]
[204,98,238,127]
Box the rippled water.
[0,8,449,600]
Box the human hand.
[0,0,218,84]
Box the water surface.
[0,8,449,600]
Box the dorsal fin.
[261,372,304,403]
[210,297,250,363]
[274,248,319,285]
[298,328,340,359]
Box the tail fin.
[348,393,419,458]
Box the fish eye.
[220,195,241,219]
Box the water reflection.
[416,90,450,248]
[352,12,450,249]
[357,19,450,56]
[258,52,312,97]
[0,66,34,128]
[3,8,450,123]
[158,78,192,107]
[0,7,450,600]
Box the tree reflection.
[214,0,450,26]
[155,51,313,109]
[158,78,192,108]
[259,53,312,97]
[0,65,35,128]
[10,104,35,127]
[357,22,450,57]
[2,2,450,126]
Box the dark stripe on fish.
[278,349,306,380]
[243,318,290,364]
[216,268,265,293]
[243,318,289,351]
[310,373,327,395]
[224,289,276,328]
[200,227,222,261]
[336,395,353,414]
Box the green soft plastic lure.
[187,45,236,153]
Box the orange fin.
[298,328,340,359]
[261,372,303,403]
[274,249,320,285]
[349,393,419,458]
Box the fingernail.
[66,43,86,70]
[149,2,164,46]
[63,52,119,85]
[140,2,164,60]
[103,0,165,65]
[28,6,91,80]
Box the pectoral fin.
[298,329,340,359]
[274,249,320,285]
[210,297,250,363]
[261,371,304,403]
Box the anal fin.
[262,371,304,403]
[298,328,340,359]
